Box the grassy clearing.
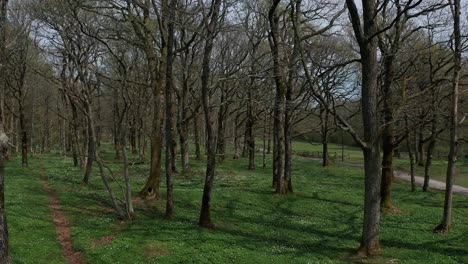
[5,149,468,263]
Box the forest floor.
[5,151,468,263]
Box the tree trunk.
[405,117,416,192]
[246,114,255,170]
[216,93,226,163]
[96,158,126,220]
[0,1,9,259]
[164,0,176,218]
[199,0,222,228]
[0,127,9,263]
[83,103,96,185]
[320,106,330,167]
[170,104,178,174]
[346,0,382,255]
[423,139,435,192]
[417,131,425,167]
[269,0,287,194]
[19,106,27,167]
[139,0,166,198]
[178,121,190,173]
[233,115,240,159]
[121,131,134,219]
[380,135,394,210]
[435,0,460,233]
[193,113,201,160]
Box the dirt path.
[39,166,86,264]
[393,170,468,195]
[308,157,468,196]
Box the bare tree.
[434,0,462,233]
[198,0,223,228]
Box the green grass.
[5,148,468,263]
[6,158,64,263]
[293,141,468,187]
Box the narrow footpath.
[38,163,86,264]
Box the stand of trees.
[0,0,466,261]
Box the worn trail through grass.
[38,161,86,264]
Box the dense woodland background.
[0,0,467,263]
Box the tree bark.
[139,0,166,198]
[435,0,461,233]
[405,117,416,192]
[199,0,222,228]
[164,0,176,218]
[19,105,27,167]
[423,139,435,192]
[269,0,287,194]
[83,102,96,185]
[193,113,201,160]
[346,0,382,255]
[0,134,8,263]
[0,0,10,259]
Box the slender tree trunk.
[417,131,425,167]
[320,107,330,167]
[246,80,255,170]
[233,115,240,159]
[246,114,255,170]
[164,0,176,218]
[216,93,226,163]
[83,103,96,185]
[199,0,222,228]
[19,105,27,167]
[193,113,201,160]
[170,104,178,174]
[0,126,9,263]
[121,130,134,219]
[380,135,394,210]
[96,158,126,220]
[435,0,461,233]
[423,139,435,192]
[178,121,190,173]
[0,1,9,259]
[263,111,267,169]
[405,117,416,192]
